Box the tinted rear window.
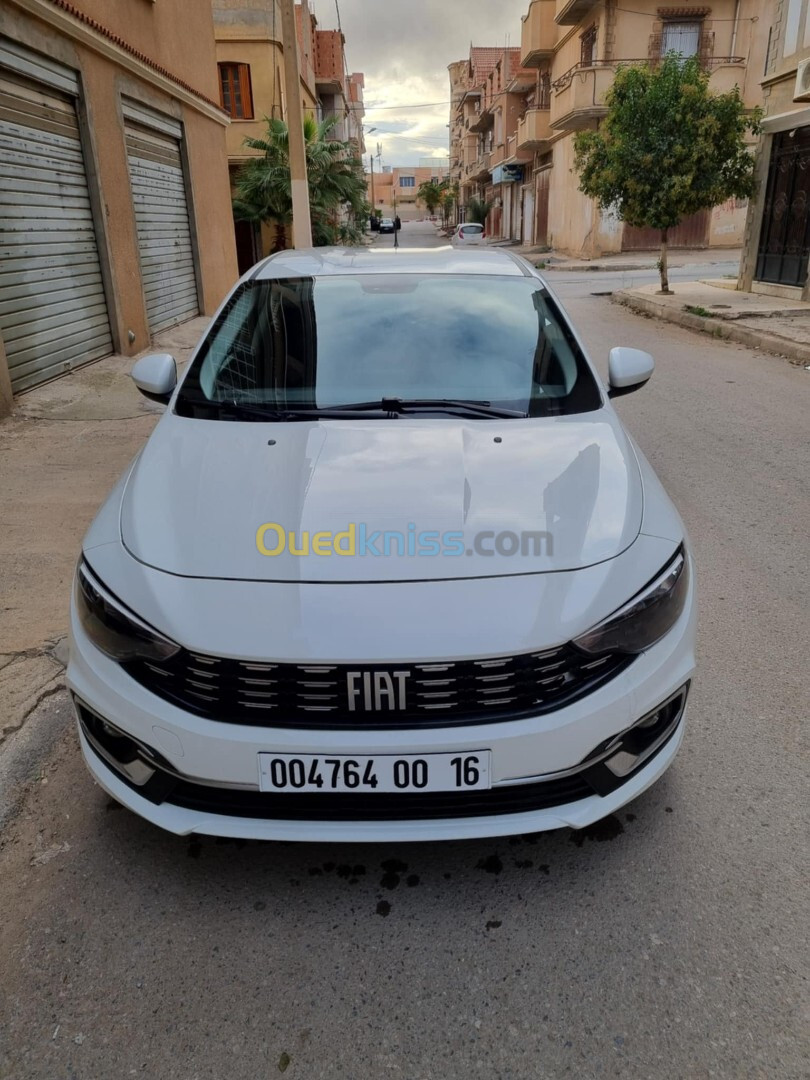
[177,274,602,419]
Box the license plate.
[258,751,491,794]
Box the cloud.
[310,0,529,166]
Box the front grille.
[165,773,595,821]
[124,644,631,730]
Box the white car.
[68,247,696,842]
[451,222,486,246]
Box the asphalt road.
[1,223,808,1079]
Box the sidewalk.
[494,241,743,273]
[615,279,810,365]
[0,317,209,750]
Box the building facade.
[214,1,365,271]
[739,0,810,297]
[451,1,770,257]
[0,0,237,409]
[366,164,450,221]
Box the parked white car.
[69,247,696,842]
[450,222,486,245]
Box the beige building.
[452,2,770,257]
[0,0,238,411]
[213,1,365,270]
[366,164,450,221]
[739,0,810,297]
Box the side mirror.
[608,347,654,399]
[131,353,177,405]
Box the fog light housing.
[580,684,689,795]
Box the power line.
[366,100,452,110]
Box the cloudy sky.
[310,0,530,167]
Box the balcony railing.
[521,0,555,68]
[470,152,492,180]
[550,56,744,131]
[555,0,598,25]
[490,143,507,169]
[506,132,534,163]
[708,60,746,95]
[517,107,552,150]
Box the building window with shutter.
[661,20,702,59]
[580,25,597,67]
[219,63,254,120]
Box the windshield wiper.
[326,398,525,419]
[178,396,524,422]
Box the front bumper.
[67,571,696,840]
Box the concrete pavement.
[615,279,810,366]
[0,318,209,752]
[0,257,808,1078]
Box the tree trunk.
[658,229,672,294]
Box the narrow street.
[1,252,807,1079]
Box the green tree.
[574,55,760,293]
[232,114,369,250]
[417,178,444,216]
[439,179,460,227]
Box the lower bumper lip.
[72,684,689,823]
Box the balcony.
[490,143,507,169]
[550,63,614,131]
[505,133,534,164]
[708,60,746,95]
[521,0,555,68]
[469,152,492,181]
[468,106,494,134]
[555,0,598,25]
[517,107,552,150]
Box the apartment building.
[451,1,771,257]
[739,0,810,297]
[450,47,505,223]
[366,164,450,221]
[0,0,237,408]
[213,1,365,270]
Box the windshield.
[176,274,602,420]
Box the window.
[218,63,254,120]
[580,25,597,67]
[177,275,602,420]
[661,20,701,59]
[399,176,415,188]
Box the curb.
[0,690,71,832]
[613,291,810,366]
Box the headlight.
[75,560,180,663]
[574,548,689,656]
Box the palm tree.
[466,196,493,227]
[232,114,369,249]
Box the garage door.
[0,42,113,393]
[124,102,199,333]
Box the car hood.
[120,412,643,582]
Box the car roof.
[252,247,532,280]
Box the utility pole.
[369,153,375,211]
[279,0,312,248]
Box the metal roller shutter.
[0,56,113,393]
[124,108,199,333]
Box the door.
[234,218,260,276]
[124,102,199,333]
[501,186,511,241]
[0,57,112,392]
[535,168,550,247]
[755,127,810,288]
[522,185,535,246]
